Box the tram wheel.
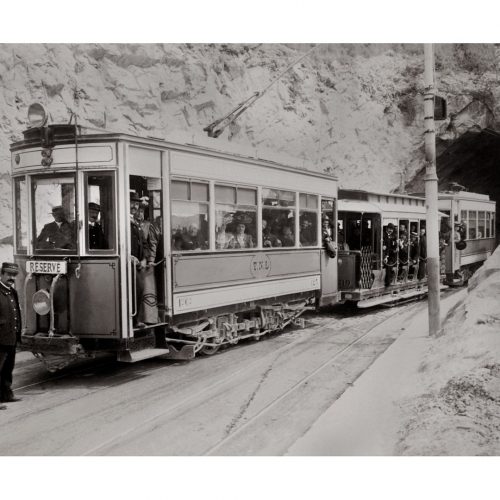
[200,344,221,356]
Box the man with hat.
[322,215,336,258]
[88,202,108,250]
[36,205,76,250]
[0,262,22,409]
[383,223,398,286]
[130,192,146,328]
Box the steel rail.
[80,306,408,455]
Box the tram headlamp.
[32,289,51,316]
[28,103,48,128]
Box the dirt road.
[0,301,426,455]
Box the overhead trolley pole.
[423,43,441,336]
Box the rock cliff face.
[1,43,498,238]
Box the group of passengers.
[36,203,109,251]
[383,223,427,286]
[170,213,322,251]
[172,223,208,251]
[130,192,163,328]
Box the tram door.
[127,147,165,332]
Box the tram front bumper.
[21,333,83,355]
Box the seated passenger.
[263,219,282,248]
[228,222,254,249]
[216,214,234,249]
[36,205,76,250]
[281,226,295,247]
[299,219,315,246]
[174,223,205,251]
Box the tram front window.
[85,173,115,251]
[33,175,76,252]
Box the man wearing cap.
[88,202,108,250]
[0,263,22,409]
[36,205,76,250]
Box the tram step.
[357,287,428,308]
[117,348,170,363]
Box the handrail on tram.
[130,256,137,318]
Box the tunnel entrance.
[406,129,500,239]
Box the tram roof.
[338,199,381,213]
[10,124,338,182]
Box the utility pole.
[424,43,441,336]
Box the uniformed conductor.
[88,202,108,249]
[0,262,22,409]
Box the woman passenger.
[228,223,254,249]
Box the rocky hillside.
[1,43,499,238]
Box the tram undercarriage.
[21,292,317,371]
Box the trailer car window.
[468,211,477,239]
[478,211,485,239]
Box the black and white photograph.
[0,2,499,499]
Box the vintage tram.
[438,189,496,285]
[11,105,339,370]
[336,189,431,307]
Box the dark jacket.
[36,220,75,250]
[383,231,398,266]
[419,235,427,261]
[0,282,21,347]
[130,220,144,260]
[88,223,108,250]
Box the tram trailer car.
[438,190,496,285]
[336,189,433,308]
[10,105,339,371]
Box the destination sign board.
[26,260,68,275]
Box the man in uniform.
[0,262,22,409]
[88,202,108,249]
[36,205,75,250]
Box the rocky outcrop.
[1,43,498,238]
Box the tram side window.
[215,185,257,249]
[32,174,77,252]
[14,177,28,254]
[171,180,209,252]
[485,212,491,238]
[299,194,318,247]
[468,211,477,239]
[85,173,115,251]
[262,189,296,247]
[492,212,496,238]
[478,211,486,239]
[321,198,336,241]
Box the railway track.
[1,294,453,455]
[82,303,422,455]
